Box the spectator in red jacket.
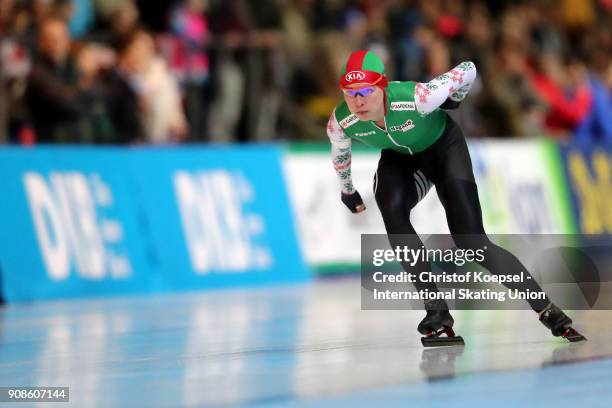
[529,53,592,138]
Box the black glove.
[440,98,461,110]
[341,191,366,213]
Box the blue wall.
[0,145,308,302]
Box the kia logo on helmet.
[345,71,366,82]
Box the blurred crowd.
[0,0,611,145]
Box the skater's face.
[343,84,385,122]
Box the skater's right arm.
[327,111,366,213]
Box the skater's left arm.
[414,61,477,115]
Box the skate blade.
[421,327,465,347]
[421,335,465,347]
[563,328,587,343]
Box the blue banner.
[0,146,308,302]
[559,144,612,236]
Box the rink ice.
[0,277,610,407]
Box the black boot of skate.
[538,303,586,342]
[418,299,464,347]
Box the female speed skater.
[326,50,585,346]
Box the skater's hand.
[341,191,366,213]
[440,98,461,110]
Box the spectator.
[0,0,610,143]
[134,29,188,144]
[0,0,31,143]
[574,57,612,144]
[529,53,592,138]
[480,43,545,137]
[26,16,100,143]
[206,0,251,142]
[164,0,210,141]
[89,0,140,48]
[99,29,148,144]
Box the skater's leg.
[431,132,585,340]
[374,151,437,294]
[436,177,550,310]
[431,125,550,312]
[375,150,463,344]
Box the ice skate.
[538,303,586,342]
[419,299,464,347]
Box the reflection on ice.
[0,279,609,406]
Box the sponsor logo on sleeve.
[355,131,376,137]
[390,101,416,111]
[389,120,415,132]
[339,114,359,128]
